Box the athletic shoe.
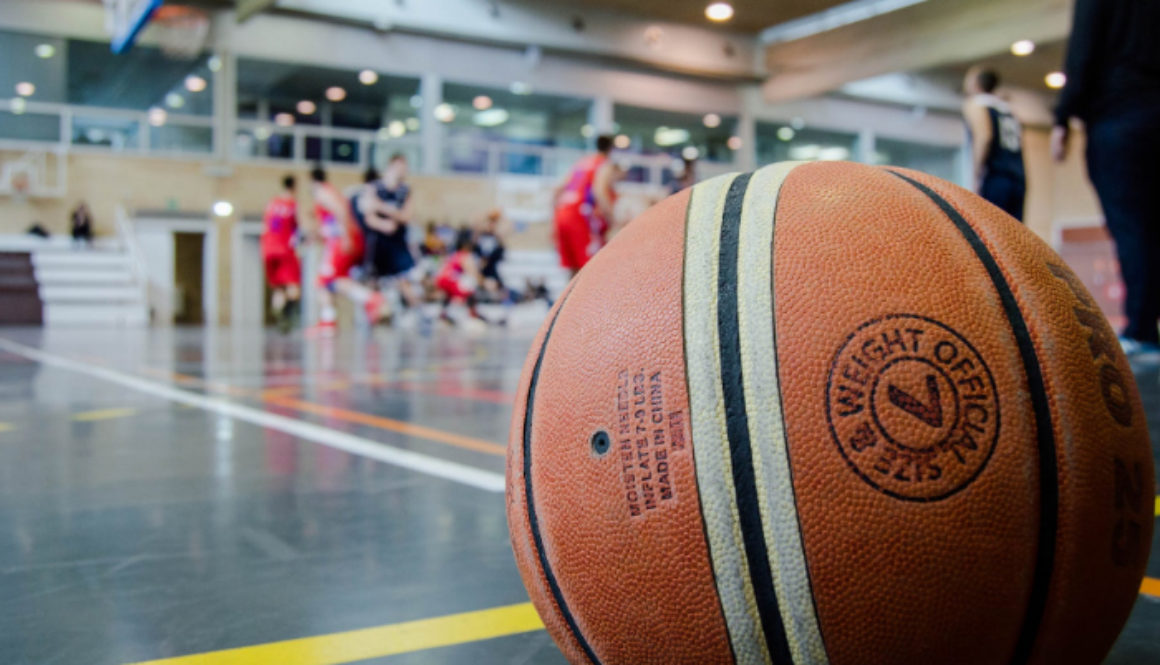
[305,320,338,338]
[364,293,386,324]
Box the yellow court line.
[71,407,139,422]
[1154,495,1159,517]
[126,602,544,665]
[1142,577,1160,599]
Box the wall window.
[611,104,737,163]
[756,122,859,165]
[437,83,590,175]
[872,137,961,182]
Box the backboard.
[104,0,164,54]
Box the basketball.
[507,161,1155,664]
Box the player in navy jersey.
[963,67,1026,222]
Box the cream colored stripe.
[683,171,771,665]
[737,162,829,665]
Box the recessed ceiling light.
[184,75,207,93]
[790,117,805,130]
[702,113,721,128]
[405,117,420,131]
[644,25,664,48]
[777,127,795,141]
[681,146,700,160]
[35,44,55,59]
[297,100,317,115]
[1011,40,1035,56]
[14,82,35,97]
[509,81,532,95]
[10,98,27,115]
[165,93,185,109]
[433,103,456,123]
[254,125,272,140]
[1045,71,1067,89]
[727,135,742,150]
[580,124,594,138]
[274,113,295,127]
[705,2,734,22]
[212,200,234,217]
[473,95,493,111]
[326,86,346,102]
[147,107,168,127]
[410,95,424,108]
[655,127,690,147]
[614,134,631,149]
[207,55,222,72]
[359,70,379,85]
[474,108,509,127]
[388,120,406,137]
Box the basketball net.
[152,5,210,60]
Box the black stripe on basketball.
[889,171,1059,665]
[717,171,796,665]
[522,293,603,665]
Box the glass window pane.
[150,124,212,153]
[872,137,962,182]
[72,115,140,150]
[67,39,215,115]
[440,83,591,154]
[612,104,737,162]
[0,110,60,142]
[756,123,858,165]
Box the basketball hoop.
[152,5,210,60]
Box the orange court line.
[354,376,514,404]
[263,394,506,457]
[1141,577,1160,599]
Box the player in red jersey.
[261,175,301,332]
[553,134,619,276]
[309,166,383,333]
[434,230,487,325]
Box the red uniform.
[315,185,364,289]
[435,250,475,300]
[261,194,300,288]
[554,153,608,271]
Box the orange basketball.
[506,162,1154,665]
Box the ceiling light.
[376,127,391,140]
[207,55,222,72]
[705,2,734,22]
[818,146,850,161]
[777,127,795,141]
[274,112,295,127]
[614,134,631,149]
[790,117,805,130]
[789,144,820,160]
[727,135,742,150]
[433,103,456,123]
[14,82,35,97]
[681,146,700,160]
[405,117,420,131]
[85,128,107,143]
[509,81,532,95]
[359,69,379,85]
[165,93,185,109]
[35,44,55,59]
[388,120,406,137]
[147,107,168,127]
[1045,71,1067,89]
[254,125,272,140]
[410,95,424,108]
[184,75,207,93]
[580,124,595,138]
[1011,40,1035,57]
[655,127,690,147]
[297,100,317,115]
[644,25,664,48]
[474,108,509,127]
[212,200,234,217]
[473,95,493,111]
[11,98,26,115]
[325,86,346,102]
[702,113,721,128]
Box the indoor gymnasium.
[0,1,1158,664]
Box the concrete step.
[44,302,148,326]
[33,252,134,272]
[39,284,143,303]
[35,270,135,286]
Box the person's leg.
[980,174,1024,222]
[1086,114,1160,345]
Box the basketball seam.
[888,170,1059,665]
[521,289,603,665]
[718,171,796,665]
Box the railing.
[113,204,149,308]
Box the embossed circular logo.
[825,315,1000,501]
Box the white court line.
[0,338,506,493]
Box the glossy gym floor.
[0,323,1156,665]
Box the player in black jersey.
[963,67,1026,222]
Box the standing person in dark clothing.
[358,153,426,321]
[1053,0,1160,357]
[963,67,1025,222]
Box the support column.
[589,96,614,138]
[419,73,443,175]
[856,128,876,165]
[736,110,757,171]
[212,49,237,163]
